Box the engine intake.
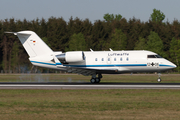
[56,51,85,64]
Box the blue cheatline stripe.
[30,61,146,67]
[56,63,62,65]
[30,61,56,66]
[63,64,147,67]
[30,61,175,68]
[159,64,175,67]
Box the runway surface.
[1,82,180,89]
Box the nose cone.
[169,61,177,68]
[163,59,177,69]
[172,63,177,68]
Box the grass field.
[0,74,180,120]
[0,89,180,120]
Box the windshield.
[147,55,162,58]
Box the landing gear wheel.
[95,78,100,83]
[157,78,161,82]
[90,74,103,84]
[90,78,96,84]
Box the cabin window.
[102,58,104,61]
[108,58,110,61]
[120,58,122,61]
[114,58,116,61]
[126,57,129,61]
[95,58,97,61]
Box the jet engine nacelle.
[56,51,85,63]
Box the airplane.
[5,31,177,83]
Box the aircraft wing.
[66,67,119,76]
[66,67,96,76]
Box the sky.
[0,0,179,23]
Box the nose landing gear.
[157,78,161,82]
[157,73,161,82]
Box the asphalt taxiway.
[0,82,180,89]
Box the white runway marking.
[0,84,180,89]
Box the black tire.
[95,78,100,83]
[90,78,96,84]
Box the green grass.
[0,73,180,83]
[0,89,180,120]
[0,74,180,119]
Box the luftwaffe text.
[108,53,129,56]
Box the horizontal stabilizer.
[4,32,17,35]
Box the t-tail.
[5,31,62,69]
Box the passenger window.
[95,58,97,61]
[114,58,116,61]
[102,58,104,61]
[120,58,122,61]
[127,57,129,61]
[108,58,110,61]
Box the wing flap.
[67,68,96,76]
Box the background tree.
[146,31,165,57]
[150,8,165,22]
[134,37,146,50]
[0,22,3,70]
[91,20,108,50]
[47,17,68,51]
[0,10,180,73]
[103,13,122,22]
[169,37,180,72]
[109,29,127,50]
[42,37,51,48]
[66,33,86,51]
[127,18,142,49]
[1,36,8,73]
[11,41,19,73]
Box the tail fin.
[10,31,53,58]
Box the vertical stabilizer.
[14,31,53,58]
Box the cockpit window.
[147,55,156,58]
[155,55,162,58]
[147,55,162,58]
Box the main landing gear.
[157,73,161,82]
[90,74,102,84]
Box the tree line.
[1,9,180,73]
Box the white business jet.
[6,31,176,83]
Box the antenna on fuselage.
[90,48,94,52]
[109,48,113,51]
